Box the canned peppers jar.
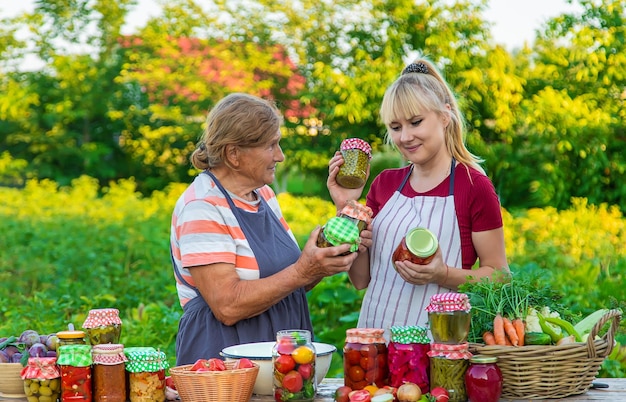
[336,138,372,189]
[57,344,94,402]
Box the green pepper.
[537,313,563,343]
[543,316,582,342]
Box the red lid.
[426,292,471,313]
[427,342,472,359]
[21,357,61,380]
[346,328,386,344]
[340,138,372,158]
[82,308,123,328]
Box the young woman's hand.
[327,152,368,211]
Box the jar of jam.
[343,328,388,390]
[428,343,471,402]
[316,216,361,253]
[392,227,439,267]
[93,343,127,402]
[465,355,503,402]
[338,200,373,233]
[336,138,372,189]
[57,344,93,402]
[272,329,316,401]
[388,326,430,394]
[20,356,62,402]
[124,347,168,402]
[426,292,471,344]
[82,308,123,345]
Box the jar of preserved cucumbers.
[93,343,128,402]
[57,344,93,402]
[57,329,86,347]
[388,325,430,394]
[82,308,123,345]
[428,343,471,402]
[338,200,373,233]
[336,138,372,189]
[20,356,62,402]
[343,328,388,390]
[272,329,316,402]
[316,216,361,254]
[426,292,472,344]
[124,347,168,402]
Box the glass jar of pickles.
[338,200,373,233]
[343,328,388,390]
[388,326,430,394]
[272,329,316,401]
[465,355,503,402]
[426,292,472,344]
[82,308,123,345]
[57,344,93,402]
[336,138,372,189]
[316,216,361,254]
[93,343,127,402]
[124,347,168,402]
[428,343,471,402]
[57,328,86,347]
[20,356,62,402]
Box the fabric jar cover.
[425,292,471,313]
[346,328,386,344]
[82,308,123,328]
[339,200,373,224]
[427,342,472,360]
[92,343,127,365]
[323,216,361,251]
[21,357,61,380]
[340,138,372,158]
[389,325,430,344]
[124,347,169,373]
[57,344,93,367]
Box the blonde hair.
[190,93,283,170]
[380,58,485,174]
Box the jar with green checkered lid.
[316,216,361,254]
[124,347,169,402]
[57,344,93,402]
[388,325,431,393]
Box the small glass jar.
[93,343,128,402]
[338,200,373,233]
[388,326,430,394]
[428,343,471,402]
[336,138,372,189]
[272,329,316,402]
[392,227,439,267]
[58,344,93,402]
[343,328,388,390]
[21,356,62,402]
[465,355,503,402]
[82,308,123,345]
[426,292,472,344]
[57,329,86,347]
[316,216,361,254]
[124,347,168,402]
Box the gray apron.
[174,171,313,365]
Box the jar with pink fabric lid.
[338,199,373,233]
[92,343,127,402]
[426,292,471,344]
[21,356,62,402]
[343,328,389,390]
[82,308,123,345]
[428,342,472,402]
[336,138,372,189]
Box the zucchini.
[524,332,552,345]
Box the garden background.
[0,0,625,377]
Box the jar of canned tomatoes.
[57,344,93,402]
[124,347,168,402]
[426,292,472,344]
[428,343,471,402]
[20,356,62,402]
[82,308,123,345]
[388,325,430,394]
[343,328,389,390]
[93,343,128,402]
[272,329,316,401]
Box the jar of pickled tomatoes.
[388,325,430,394]
[57,344,93,402]
[343,328,388,390]
[124,347,168,402]
[465,355,503,402]
[272,329,316,402]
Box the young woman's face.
[237,131,284,187]
[387,109,448,165]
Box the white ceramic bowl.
[221,341,336,396]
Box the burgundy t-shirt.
[366,164,503,270]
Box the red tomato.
[190,358,208,371]
[282,370,304,393]
[360,344,377,357]
[360,356,376,371]
[334,385,352,402]
[430,387,450,402]
[345,349,362,365]
[348,365,365,382]
[276,339,295,355]
[298,363,313,380]
[348,389,372,402]
[190,358,226,371]
[233,357,255,369]
[275,354,296,374]
[165,376,176,390]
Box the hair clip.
[199,143,207,151]
[402,62,429,75]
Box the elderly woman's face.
[237,130,284,186]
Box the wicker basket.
[470,308,621,400]
[170,360,260,402]
[0,363,26,397]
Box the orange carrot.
[482,331,496,345]
[512,318,525,346]
[493,314,506,346]
[502,316,519,346]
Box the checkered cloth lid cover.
[21,357,61,380]
[425,292,471,313]
[82,308,123,328]
[340,138,372,158]
[339,200,373,224]
[124,346,169,373]
[92,343,127,365]
[345,328,386,344]
[427,342,472,360]
[57,344,93,367]
[389,325,430,344]
[323,216,361,251]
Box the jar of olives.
[426,292,472,344]
[428,343,471,402]
[388,325,430,394]
[338,200,373,233]
[82,308,123,345]
[316,216,361,253]
[124,347,168,402]
[272,329,316,401]
[343,328,389,390]
[93,343,128,402]
[57,344,93,402]
[20,356,62,402]
[336,138,372,189]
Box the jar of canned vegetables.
[428,343,471,402]
[343,328,388,390]
[338,200,373,233]
[124,347,168,402]
[20,356,62,402]
[57,344,93,402]
[272,329,316,402]
[93,343,128,402]
[82,308,123,345]
[316,216,361,254]
[426,292,472,344]
[56,328,86,347]
[388,325,430,394]
[336,138,372,189]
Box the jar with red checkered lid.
[336,138,372,189]
[82,308,123,345]
[426,292,471,344]
[92,343,127,402]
